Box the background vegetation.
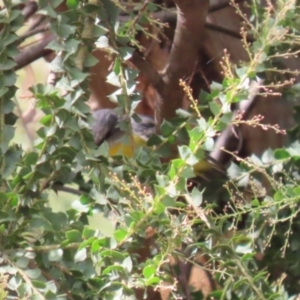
[1,0,300,299]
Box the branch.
[18,24,49,42]
[13,35,54,71]
[21,1,38,20]
[206,22,254,43]
[27,14,47,31]
[52,183,83,196]
[128,1,252,129]
[155,0,210,127]
[131,51,165,92]
[210,79,263,167]
[4,255,45,299]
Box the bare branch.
[210,79,263,167]
[18,24,49,42]
[155,0,210,127]
[52,184,83,196]
[21,1,38,20]
[206,22,254,42]
[28,14,47,31]
[130,52,165,92]
[13,35,54,71]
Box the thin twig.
[4,255,45,299]
[52,184,83,196]
[206,22,254,43]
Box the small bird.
[91,108,228,180]
[92,109,155,157]
[91,109,264,231]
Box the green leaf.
[66,230,82,242]
[145,276,160,286]
[80,194,91,205]
[0,192,8,202]
[3,146,21,178]
[25,269,41,279]
[190,188,203,206]
[209,102,221,116]
[74,248,87,263]
[253,271,268,282]
[16,257,29,268]
[122,256,132,272]
[241,253,255,262]
[24,152,38,166]
[31,280,46,289]
[162,195,176,207]
[178,145,198,166]
[0,58,17,71]
[39,5,57,18]
[274,148,290,160]
[92,25,108,38]
[66,0,79,9]
[261,148,274,164]
[143,265,156,279]
[48,249,63,262]
[274,191,283,202]
[84,53,99,68]
[2,125,15,152]
[82,227,96,239]
[4,72,16,86]
[210,81,223,91]
[161,120,175,137]
[40,114,52,126]
[293,187,300,195]
[114,228,127,242]
[94,141,109,157]
[119,47,134,61]
[251,198,260,207]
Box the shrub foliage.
[1,0,300,299]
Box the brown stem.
[131,51,165,92]
[18,24,49,42]
[21,1,38,20]
[13,35,54,71]
[206,22,254,43]
[155,0,210,128]
[210,79,263,166]
[52,183,83,196]
[28,14,47,31]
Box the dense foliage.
[1,0,300,299]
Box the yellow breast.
[108,135,148,158]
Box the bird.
[91,109,264,225]
[91,108,227,179]
[92,109,156,157]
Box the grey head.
[92,109,124,146]
[131,114,155,141]
[92,109,155,146]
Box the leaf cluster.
[1,1,300,300]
